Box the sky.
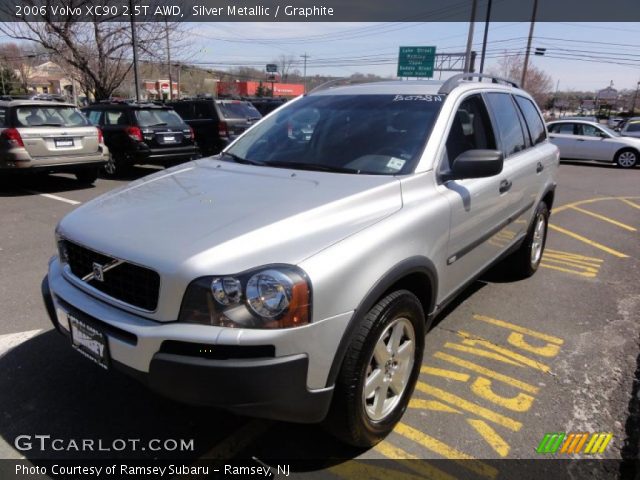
[183,22,640,91]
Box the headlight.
[55,233,68,264]
[179,266,311,329]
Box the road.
[0,162,638,479]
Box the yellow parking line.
[415,382,523,431]
[540,263,597,278]
[568,205,636,231]
[421,366,470,382]
[472,315,564,345]
[541,256,601,270]
[619,198,640,210]
[409,398,462,414]
[393,423,498,479]
[467,419,511,457]
[443,342,523,368]
[552,196,640,214]
[545,248,603,263]
[329,461,425,480]
[199,420,272,459]
[375,442,458,480]
[434,351,539,394]
[470,377,535,412]
[548,224,628,258]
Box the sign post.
[265,64,278,97]
[397,46,436,78]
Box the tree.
[0,1,187,100]
[273,54,296,82]
[489,54,553,107]
[0,65,19,94]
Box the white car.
[619,117,640,139]
[547,120,639,168]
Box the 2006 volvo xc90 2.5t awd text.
[43,74,559,447]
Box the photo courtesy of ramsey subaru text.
[43,74,558,447]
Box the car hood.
[57,158,402,277]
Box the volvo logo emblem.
[92,262,105,282]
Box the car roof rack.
[438,73,519,95]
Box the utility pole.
[174,63,181,100]
[631,81,640,115]
[464,0,478,73]
[479,0,492,74]
[521,0,539,89]
[300,53,310,93]
[129,0,140,102]
[165,20,173,101]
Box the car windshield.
[217,101,261,119]
[135,109,184,127]
[225,94,444,175]
[16,106,89,127]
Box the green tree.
[0,65,19,95]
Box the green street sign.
[397,46,436,78]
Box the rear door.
[548,122,580,158]
[14,105,99,157]
[100,108,132,153]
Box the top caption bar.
[1,0,640,22]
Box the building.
[217,81,304,98]
[142,80,179,100]
[25,61,74,96]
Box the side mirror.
[444,149,504,181]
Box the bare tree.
[0,42,41,93]
[489,54,553,107]
[0,1,189,100]
[273,54,297,82]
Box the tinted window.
[226,94,444,175]
[134,109,185,127]
[485,93,526,156]
[549,123,575,134]
[194,102,213,119]
[578,124,603,137]
[627,122,640,132]
[16,106,89,127]
[515,96,546,145]
[171,103,193,120]
[217,101,261,119]
[445,95,496,168]
[104,110,128,126]
[0,107,6,127]
[85,110,102,125]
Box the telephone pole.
[521,0,539,89]
[165,20,173,101]
[479,0,492,74]
[464,0,478,73]
[300,53,310,93]
[129,0,140,102]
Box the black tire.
[102,153,130,178]
[75,167,99,185]
[324,290,425,447]
[509,202,549,278]
[614,148,638,169]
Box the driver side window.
[442,95,496,172]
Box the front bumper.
[42,264,341,423]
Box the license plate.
[163,135,176,143]
[55,138,74,147]
[69,315,109,369]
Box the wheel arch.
[325,256,437,387]
[614,146,639,164]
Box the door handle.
[499,179,512,194]
[536,162,544,173]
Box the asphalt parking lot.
[0,161,639,479]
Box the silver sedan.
[547,120,640,168]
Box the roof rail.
[438,73,519,95]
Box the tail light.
[96,128,104,144]
[218,121,229,138]
[1,128,24,148]
[125,126,143,142]
[185,126,194,139]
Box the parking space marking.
[618,198,640,210]
[24,190,81,205]
[374,443,458,480]
[548,224,628,258]
[552,195,640,215]
[198,419,273,460]
[471,315,564,345]
[567,205,636,231]
[467,419,510,457]
[420,366,470,382]
[329,460,427,480]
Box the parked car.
[168,99,261,156]
[245,97,288,116]
[44,74,558,447]
[0,100,107,183]
[547,120,640,168]
[618,117,640,138]
[81,102,200,176]
[30,94,68,103]
[607,117,624,129]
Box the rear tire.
[324,290,425,448]
[75,168,98,185]
[103,153,129,178]
[615,149,638,168]
[509,202,549,278]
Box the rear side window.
[171,103,193,120]
[104,110,128,126]
[85,110,102,126]
[549,123,575,134]
[217,101,261,119]
[514,96,546,145]
[15,106,89,127]
[485,93,526,157]
[194,102,214,119]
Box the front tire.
[615,149,638,169]
[325,290,425,447]
[509,202,549,278]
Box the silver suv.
[43,75,558,447]
[0,100,107,184]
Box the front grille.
[63,240,160,311]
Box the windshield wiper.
[219,151,265,166]
[266,160,361,174]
